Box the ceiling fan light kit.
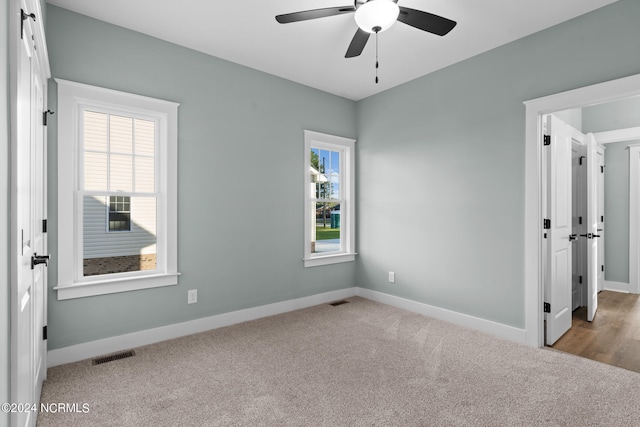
[354,0,400,33]
[275,0,457,83]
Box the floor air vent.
[92,350,136,366]
[329,300,349,306]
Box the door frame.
[524,73,640,348]
[587,127,639,294]
[629,143,640,295]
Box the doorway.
[547,109,640,369]
[542,112,606,345]
[524,73,640,348]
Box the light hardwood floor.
[552,290,640,373]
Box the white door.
[570,139,583,311]
[544,115,573,345]
[585,133,599,321]
[11,3,48,426]
[596,144,605,293]
[31,52,48,401]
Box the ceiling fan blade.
[276,6,355,24]
[345,28,370,58]
[397,7,457,36]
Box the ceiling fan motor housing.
[275,0,457,58]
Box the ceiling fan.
[275,0,457,58]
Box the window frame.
[55,79,180,299]
[303,130,356,267]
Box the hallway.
[552,291,640,373]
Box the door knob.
[579,233,600,239]
[31,253,50,269]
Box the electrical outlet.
[388,271,395,283]
[187,289,198,304]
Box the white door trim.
[524,73,640,348]
[629,145,640,294]
[593,127,640,144]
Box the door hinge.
[601,215,604,222]
[601,165,605,173]
[579,155,585,166]
[543,135,551,146]
[21,9,36,40]
[42,219,47,233]
[579,276,583,284]
[43,325,47,340]
[544,302,551,313]
[579,216,582,225]
[543,219,551,230]
[43,109,55,126]
[602,265,604,272]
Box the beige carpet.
[38,297,640,426]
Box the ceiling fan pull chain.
[375,28,379,84]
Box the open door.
[544,115,573,345]
[596,143,605,293]
[585,133,599,321]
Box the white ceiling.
[46,0,618,101]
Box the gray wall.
[46,5,357,349]
[356,0,640,328]
[2,2,10,425]
[582,97,640,284]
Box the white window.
[55,79,179,299]
[303,130,356,267]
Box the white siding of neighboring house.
[83,196,157,258]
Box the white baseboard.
[355,288,527,344]
[48,286,529,367]
[47,287,357,367]
[604,281,630,293]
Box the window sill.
[54,272,181,300]
[303,253,356,268]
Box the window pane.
[311,149,341,201]
[313,201,341,254]
[327,175,340,200]
[83,195,157,276]
[84,152,108,191]
[135,156,155,193]
[310,148,319,166]
[109,115,133,154]
[318,150,330,175]
[110,154,133,192]
[330,151,340,174]
[84,111,108,152]
[135,119,155,157]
